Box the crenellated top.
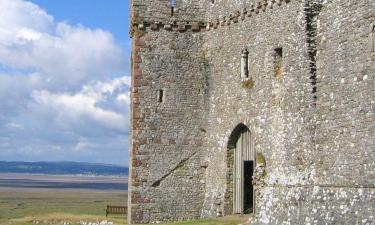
[130,0,291,36]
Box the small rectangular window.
[170,0,176,16]
[157,90,164,103]
[241,48,249,78]
[370,23,375,52]
[274,48,283,77]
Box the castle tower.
[129,0,375,224]
[129,0,209,223]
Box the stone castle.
[128,0,374,224]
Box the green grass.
[4,213,127,225]
[0,190,250,225]
[0,190,127,225]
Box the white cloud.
[0,0,126,88]
[117,94,130,103]
[5,122,24,130]
[30,76,130,133]
[0,0,53,34]
[16,28,43,41]
[74,140,90,152]
[0,0,130,165]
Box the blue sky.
[31,0,131,58]
[0,0,132,166]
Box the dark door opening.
[243,160,254,214]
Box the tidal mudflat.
[0,173,128,225]
[0,173,127,192]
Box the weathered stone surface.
[129,0,375,224]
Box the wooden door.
[233,128,254,214]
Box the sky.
[0,0,132,166]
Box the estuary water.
[0,173,127,192]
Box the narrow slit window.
[370,23,375,52]
[171,0,176,16]
[241,48,249,78]
[157,89,164,103]
[274,48,283,77]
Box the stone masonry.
[128,0,375,224]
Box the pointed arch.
[227,123,250,149]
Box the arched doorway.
[227,124,255,214]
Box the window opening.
[157,90,164,103]
[171,0,176,16]
[274,48,283,77]
[370,23,375,52]
[241,48,249,78]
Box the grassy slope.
[0,191,127,225]
[0,191,249,225]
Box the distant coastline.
[0,172,128,192]
[0,161,128,176]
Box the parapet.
[130,0,291,36]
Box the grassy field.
[0,190,249,225]
[0,190,127,225]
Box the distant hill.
[0,161,128,176]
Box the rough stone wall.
[315,0,374,187]
[131,0,205,23]
[256,186,374,224]
[129,0,209,224]
[205,0,266,21]
[129,0,375,224]
[310,0,375,223]
[129,30,208,224]
[202,0,317,221]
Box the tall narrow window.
[274,48,283,77]
[170,0,176,16]
[157,89,164,103]
[370,23,375,52]
[241,48,249,78]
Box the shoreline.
[0,173,128,193]
[0,186,127,193]
[0,172,127,179]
